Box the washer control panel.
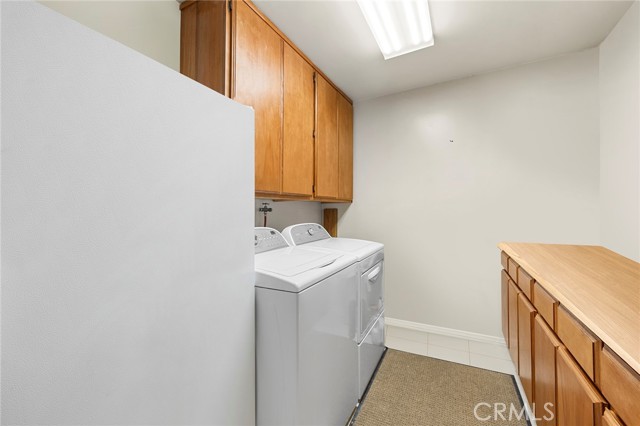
[287,223,331,245]
[255,227,289,254]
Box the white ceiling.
[254,0,633,101]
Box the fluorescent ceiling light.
[357,0,434,60]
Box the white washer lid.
[256,247,342,277]
[255,247,357,292]
[305,238,383,261]
[282,223,383,261]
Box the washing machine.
[281,223,385,400]
[254,227,359,426]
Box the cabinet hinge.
[313,130,315,139]
[313,72,317,83]
[228,0,232,12]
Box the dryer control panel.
[284,223,331,246]
[255,227,289,254]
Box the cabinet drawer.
[556,305,601,381]
[600,346,640,426]
[533,282,557,329]
[556,346,606,426]
[602,409,625,426]
[501,251,509,271]
[517,268,535,300]
[507,257,519,281]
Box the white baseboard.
[385,317,506,347]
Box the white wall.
[255,198,322,231]
[2,3,254,424]
[335,49,601,337]
[38,1,327,234]
[41,0,180,71]
[599,1,640,261]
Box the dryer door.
[360,260,384,339]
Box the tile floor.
[385,325,515,375]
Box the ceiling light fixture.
[356,0,434,60]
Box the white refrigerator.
[1,2,255,425]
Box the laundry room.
[1,1,639,425]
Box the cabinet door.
[233,0,283,194]
[518,293,536,405]
[508,280,521,371]
[282,44,314,196]
[315,75,339,199]
[600,346,640,426]
[501,270,509,346]
[602,409,624,426]
[337,94,353,201]
[534,315,561,426]
[556,347,605,426]
[180,0,230,95]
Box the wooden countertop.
[498,243,640,374]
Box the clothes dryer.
[281,223,385,400]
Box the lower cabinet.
[556,346,605,426]
[602,409,625,426]
[501,270,509,346]
[517,293,536,404]
[507,279,521,371]
[500,250,640,426]
[599,346,640,426]
[534,315,561,426]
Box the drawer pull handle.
[367,266,382,282]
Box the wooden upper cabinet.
[180,0,230,95]
[282,44,314,196]
[337,94,353,201]
[180,2,197,79]
[180,0,353,201]
[316,75,339,199]
[233,0,283,194]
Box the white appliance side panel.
[359,260,384,340]
[1,2,255,425]
[358,314,385,399]
[298,264,359,426]
[255,288,298,426]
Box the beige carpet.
[354,349,528,426]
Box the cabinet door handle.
[367,266,382,282]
